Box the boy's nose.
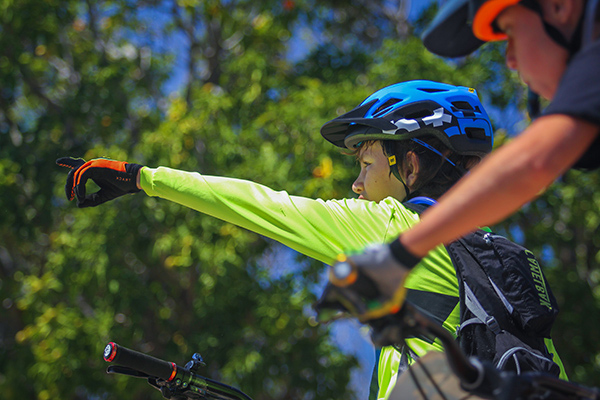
[352,179,363,195]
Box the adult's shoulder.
[545,40,600,125]
[544,41,600,169]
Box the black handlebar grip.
[103,342,177,381]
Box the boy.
[59,80,562,397]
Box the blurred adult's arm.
[400,114,599,257]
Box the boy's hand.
[316,241,420,322]
[56,157,144,208]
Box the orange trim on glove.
[74,159,127,187]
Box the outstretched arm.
[400,114,598,257]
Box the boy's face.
[352,141,408,203]
[496,3,570,100]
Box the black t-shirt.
[544,39,600,170]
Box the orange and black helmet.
[422,0,583,58]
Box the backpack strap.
[460,281,501,335]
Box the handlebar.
[103,342,253,400]
[104,342,177,381]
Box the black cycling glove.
[316,239,421,322]
[56,157,144,208]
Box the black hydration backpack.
[404,201,561,376]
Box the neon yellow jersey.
[140,167,567,399]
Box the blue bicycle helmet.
[321,80,493,158]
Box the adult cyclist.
[57,81,560,398]
[323,0,600,338]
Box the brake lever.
[107,365,151,378]
[147,377,184,399]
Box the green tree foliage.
[1,1,599,400]
[1,1,358,398]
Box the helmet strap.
[527,89,541,119]
[387,154,412,199]
[382,141,411,198]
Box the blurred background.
[1,0,599,399]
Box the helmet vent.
[418,88,447,93]
[465,127,487,141]
[372,99,403,117]
[451,101,474,111]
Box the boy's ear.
[404,151,420,188]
